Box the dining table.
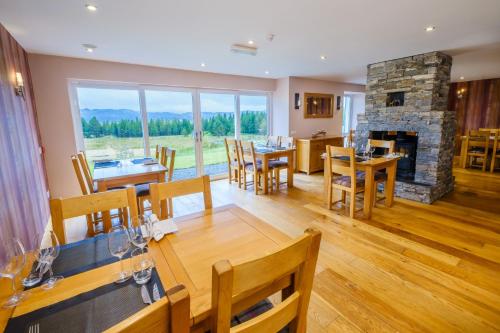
[458,135,496,168]
[0,204,290,333]
[93,158,168,231]
[322,154,400,219]
[253,145,295,194]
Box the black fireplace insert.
[370,131,418,181]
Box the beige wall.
[28,54,277,198]
[272,78,290,136]
[288,77,365,138]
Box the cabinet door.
[310,140,325,172]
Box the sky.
[77,87,267,113]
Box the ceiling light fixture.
[201,62,206,67]
[264,70,270,75]
[248,40,254,45]
[320,55,327,60]
[85,4,97,11]
[82,44,96,53]
[425,26,436,32]
[460,76,465,80]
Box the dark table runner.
[94,161,120,169]
[6,269,165,333]
[26,234,136,289]
[131,157,154,164]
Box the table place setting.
[1,214,168,333]
[141,214,178,242]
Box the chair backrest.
[149,175,212,219]
[367,139,395,154]
[280,136,295,149]
[479,128,499,134]
[225,138,241,168]
[77,152,95,193]
[71,155,91,195]
[266,135,281,147]
[160,147,176,181]
[467,130,490,149]
[211,229,321,333]
[103,284,190,333]
[155,144,161,159]
[325,145,356,179]
[347,130,355,147]
[239,141,258,169]
[50,187,139,244]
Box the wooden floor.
[173,167,500,332]
[67,167,500,332]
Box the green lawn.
[84,134,266,170]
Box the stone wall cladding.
[357,51,455,203]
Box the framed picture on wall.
[304,93,334,118]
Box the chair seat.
[268,160,288,168]
[245,163,272,172]
[332,171,387,187]
[135,183,150,197]
[93,183,126,193]
[231,299,288,332]
[468,148,486,154]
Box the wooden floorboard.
[65,167,500,332]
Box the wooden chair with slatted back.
[103,284,190,333]
[225,138,242,188]
[465,130,490,171]
[346,130,355,147]
[239,141,274,194]
[266,135,281,147]
[367,139,395,206]
[490,130,499,172]
[150,175,212,219]
[71,155,96,237]
[77,152,95,193]
[211,228,321,333]
[269,137,294,190]
[325,146,365,218]
[50,187,138,245]
[155,144,161,160]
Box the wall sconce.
[294,93,301,109]
[457,87,466,99]
[15,72,24,98]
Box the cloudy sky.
[77,87,267,113]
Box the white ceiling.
[1,0,500,84]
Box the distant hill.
[80,108,255,122]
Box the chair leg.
[372,182,378,207]
[228,166,232,184]
[491,156,496,173]
[349,192,356,218]
[237,168,242,188]
[243,170,247,190]
[482,155,487,172]
[254,173,259,194]
[327,185,333,210]
[275,169,280,191]
[341,190,346,204]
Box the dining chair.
[266,135,281,147]
[150,175,212,219]
[50,187,138,245]
[211,228,321,333]
[325,145,366,218]
[367,139,395,206]
[490,130,499,172]
[155,144,161,160]
[71,155,97,237]
[269,136,295,190]
[103,284,190,333]
[465,130,490,171]
[239,141,274,194]
[347,129,356,147]
[77,151,96,193]
[224,138,242,188]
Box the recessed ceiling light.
[460,76,465,80]
[85,4,97,11]
[201,62,206,67]
[320,55,327,60]
[82,44,96,52]
[248,40,254,45]
[425,26,436,32]
[264,70,270,75]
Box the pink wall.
[28,54,277,198]
[288,77,365,138]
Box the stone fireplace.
[356,51,456,203]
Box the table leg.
[324,159,329,204]
[385,161,396,207]
[158,172,168,217]
[97,181,113,232]
[460,138,467,168]
[287,151,294,188]
[263,156,269,194]
[363,167,374,219]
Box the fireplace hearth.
[356,51,456,203]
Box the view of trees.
[81,111,267,138]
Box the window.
[342,95,352,135]
[240,95,269,144]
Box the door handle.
[194,131,198,142]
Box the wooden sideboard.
[296,136,344,174]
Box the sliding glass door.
[72,82,270,179]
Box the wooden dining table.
[254,146,295,194]
[322,155,399,219]
[0,204,290,333]
[93,160,167,230]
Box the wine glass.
[0,238,28,308]
[22,232,50,288]
[41,231,64,290]
[108,225,132,283]
[369,146,376,159]
[129,216,152,254]
[131,247,154,285]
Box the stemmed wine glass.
[108,225,132,283]
[128,216,153,254]
[22,232,50,288]
[41,231,64,290]
[369,146,376,159]
[0,238,28,308]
